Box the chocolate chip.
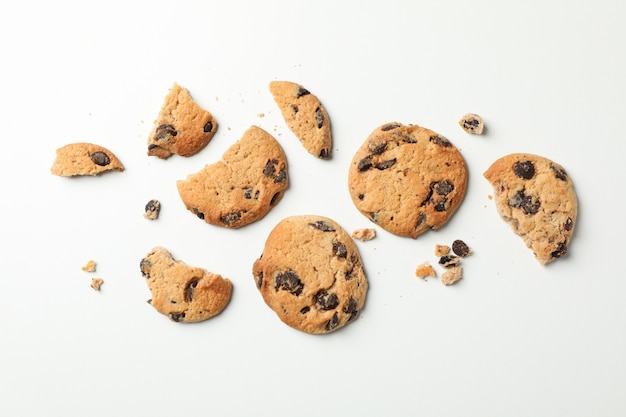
[508,190,540,215]
[434,198,448,212]
[369,142,387,155]
[376,158,397,170]
[90,151,110,166]
[439,255,460,268]
[155,124,177,141]
[291,104,299,113]
[144,199,161,219]
[256,272,263,289]
[333,241,348,258]
[326,312,339,331]
[358,194,365,200]
[433,180,454,196]
[270,192,281,205]
[170,312,185,322]
[244,188,254,199]
[315,290,339,310]
[300,306,310,314]
[415,212,427,228]
[296,87,310,97]
[192,208,205,220]
[403,135,417,144]
[274,270,304,296]
[310,220,335,232]
[319,148,330,159]
[429,135,451,147]
[513,161,535,179]
[203,121,213,133]
[551,242,568,258]
[274,169,287,183]
[140,259,151,278]
[263,159,277,176]
[344,297,359,321]
[358,156,373,172]
[452,240,471,257]
[381,123,402,131]
[551,164,568,181]
[315,107,324,129]
[184,279,199,303]
[565,217,573,231]
[221,210,241,225]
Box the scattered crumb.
[257,112,265,118]
[144,199,161,220]
[434,244,450,257]
[415,262,436,280]
[91,278,104,291]
[439,255,460,269]
[441,266,463,286]
[458,113,484,134]
[488,194,493,200]
[452,239,472,257]
[352,228,377,241]
[82,260,96,272]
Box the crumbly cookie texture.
[147,83,217,159]
[82,260,97,272]
[140,247,232,323]
[441,266,463,286]
[269,81,332,159]
[253,215,368,334]
[434,244,450,257]
[348,122,468,238]
[415,262,436,279]
[351,228,377,241]
[177,125,288,229]
[484,153,577,265]
[90,278,104,291]
[458,113,484,134]
[51,143,124,176]
[144,199,161,220]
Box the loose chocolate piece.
[90,151,111,166]
[452,239,471,257]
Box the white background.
[1,1,625,416]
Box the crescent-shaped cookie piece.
[51,142,124,176]
[484,153,577,265]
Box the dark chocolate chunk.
[270,192,281,205]
[381,123,402,131]
[326,312,339,331]
[376,158,397,170]
[429,135,451,147]
[90,151,110,166]
[358,156,373,172]
[192,208,205,220]
[203,121,213,133]
[170,312,186,322]
[300,306,310,314]
[551,164,568,181]
[358,194,365,200]
[319,148,330,159]
[432,180,454,196]
[344,297,359,321]
[291,104,299,113]
[508,190,540,215]
[155,124,177,141]
[315,290,339,310]
[439,255,460,268]
[244,188,254,199]
[274,270,304,296]
[551,242,568,258]
[256,272,263,289]
[415,212,427,228]
[369,142,387,155]
[263,159,278,176]
[221,210,241,225]
[434,198,448,212]
[184,279,199,303]
[513,161,535,179]
[565,217,573,231]
[140,259,151,278]
[315,107,324,129]
[452,239,471,257]
[274,169,287,183]
[144,199,161,218]
[402,135,417,144]
[296,87,310,97]
[310,220,335,232]
[332,241,348,258]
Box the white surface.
[1,1,625,416]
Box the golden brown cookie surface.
[348,122,468,238]
[252,215,368,334]
[51,142,124,176]
[484,153,577,265]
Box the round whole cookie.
[348,122,468,238]
[483,153,577,265]
[252,215,368,334]
[140,246,232,322]
[177,125,288,228]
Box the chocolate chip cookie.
[140,247,232,322]
[177,125,288,228]
[51,142,124,176]
[484,153,577,265]
[147,82,217,159]
[269,81,332,159]
[252,215,368,334]
[348,122,468,238]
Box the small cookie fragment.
[144,199,161,220]
[415,262,436,279]
[90,278,104,291]
[452,239,472,257]
[269,81,332,159]
[441,266,463,286]
[484,153,577,265]
[351,228,377,241]
[140,247,232,323]
[434,244,450,257]
[252,215,368,334]
[51,143,124,176]
[177,125,288,229]
[82,260,97,272]
[438,255,460,269]
[147,83,218,159]
[458,113,484,135]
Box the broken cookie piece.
[144,199,161,220]
[441,266,463,286]
[351,228,377,241]
[90,278,104,291]
[415,262,436,280]
[82,260,97,272]
[458,113,484,135]
[51,143,124,176]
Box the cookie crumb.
[438,255,460,269]
[144,199,161,220]
[257,112,265,118]
[82,260,96,272]
[415,262,436,279]
[434,244,450,257]
[458,113,484,135]
[441,266,463,286]
[91,278,104,291]
[352,228,377,241]
[452,239,472,257]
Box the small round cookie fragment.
[144,199,161,220]
[252,215,368,334]
[140,247,232,322]
[147,83,218,159]
[483,153,577,265]
[458,113,484,134]
[269,81,332,159]
[177,125,288,229]
[51,143,124,176]
[348,122,468,238]
[351,228,377,241]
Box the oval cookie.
[51,142,124,176]
[483,153,577,265]
[177,125,288,228]
[252,215,368,334]
[348,122,468,238]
